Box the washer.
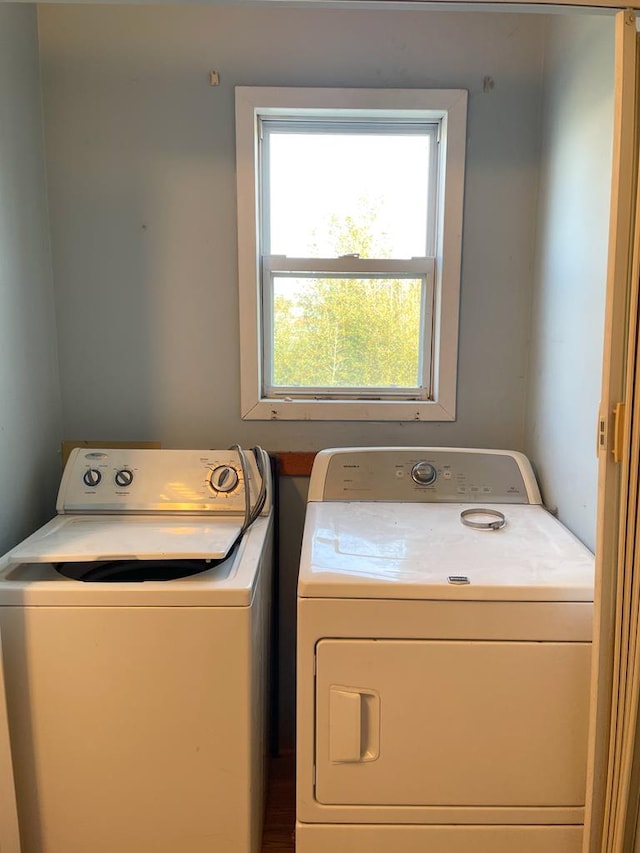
[0,447,273,853]
[296,447,594,853]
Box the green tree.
[272,208,422,389]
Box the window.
[235,87,467,421]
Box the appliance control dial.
[114,469,134,488]
[209,465,240,494]
[83,468,102,488]
[411,461,438,487]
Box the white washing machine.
[0,446,273,853]
[296,447,594,853]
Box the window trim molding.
[235,86,467,422]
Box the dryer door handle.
[328,686,380,764]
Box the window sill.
[241,398,456,422]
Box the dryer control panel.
[309,448,541,504]
[58,448,269,515]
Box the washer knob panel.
[83,468,102,488]
[59,449,267,514]
[209,465,240,493]
[115,469,134,488]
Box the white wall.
[38,4,546,453]
[525,13,614,551]
[0,5,61,554]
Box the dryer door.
[315,638,591,807]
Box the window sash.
[262,256,435,399]
[263,256,434,275]
[259,118,440,258]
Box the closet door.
[0,632,20,853]
[585,9,640,853]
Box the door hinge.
[598,416,607,454]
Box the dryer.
[296,447,594,853]
[0,447,273,853]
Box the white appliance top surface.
[5,515,242,564]
[298,503,594,601]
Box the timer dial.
[115,469,134,488]
[411,461,438,487]
[209,465,239,493]
[83,468,102,488]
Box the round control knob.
[114,469,134,488]
[209,465,239,493]
[83,468,102,488]
[411,461,438,486]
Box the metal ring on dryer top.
[460,508,506,531]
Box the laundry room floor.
[262,752,295,852]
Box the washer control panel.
[58,448,267,514]
[312,448,541,504]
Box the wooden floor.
[262,752,296,852]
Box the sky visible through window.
[268,132,431,258]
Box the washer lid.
[0,516,271,607]
[298,503,594,601]
[4,515,243,564]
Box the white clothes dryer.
[0,447,273,853]
[296,447,594,853]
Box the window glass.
[271,275,424,390]
[267,128,432,259]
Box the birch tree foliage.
[272,210,422,389]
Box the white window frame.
[235,86,467,422]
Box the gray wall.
[37,3,548,747]
[32,4,614,746]
[38,4,545,453]
[524,13,614,552]
[0,5,61,555]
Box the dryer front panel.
[315,639,590,808]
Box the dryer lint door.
[314,639,591,807]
